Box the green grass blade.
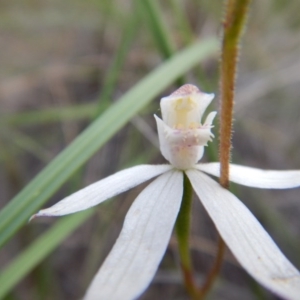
[139,0,175,58]
[1,103,95,126]
[0,38,219,248]
[94,7,139,116]
[0,211,93,300]
[138,0,185,87]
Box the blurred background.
[0,0,300,299]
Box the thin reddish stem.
[219,0,251,188]
[198,235,226,299]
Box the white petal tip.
[204,111,217,126]
[205,93,215,99]
[28,214,37,223]
[29,210,56,221]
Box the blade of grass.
[139,0,176,59]
[0,37,219,248]
[68,1,141,237]
[169,0,194,44]
[0,210,93,300]
[1,103,96,126]
[168,0,212,90]
[94,4,139,116]
[138,0,185,87]
[0,128,51,162]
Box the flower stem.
[175,174,199,299]
[195,1,253,298]
[176,176,226,300]
[219,0,251,188]
[198,235,225,299]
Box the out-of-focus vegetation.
[0,0,300,299]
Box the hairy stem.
[196,1,253,298]
[219,0,251,188]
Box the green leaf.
[0,211,93,299]
[139,0,175,59]
[1,103,96,126]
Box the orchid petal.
[84,170,183,300]
[154,115,172,163]
[196,163,300,189]
[186,169,300,300]
[33,165,172,217]
[203,111,217,126]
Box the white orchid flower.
[33,84,300,300]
